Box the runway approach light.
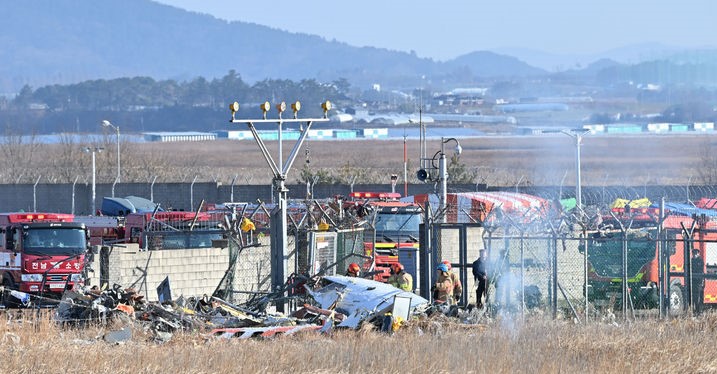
[321,100,332,118]
[291,101,301,119]
[229,102,240,121]
[260,101,271,119]
[276,101,286,113]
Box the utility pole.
[101,120,120,183]
[438,137,462,223]
[403,132,408,197]
[562,129,590,210]
[84,147,103,215]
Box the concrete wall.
[88,243,231,301]
[86,237,279,302]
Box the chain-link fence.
[430,205,715,321]
[202,186,717,319]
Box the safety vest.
[389,272,413,292]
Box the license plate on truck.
[49,283,65,290]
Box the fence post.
[190,175,197,211]
[622,229,629,319]
[111,176,118,198]
[552,233,558,319]
[230,174,237,202]
[519,228,525,318]
[582,225,588,322]
[150,176,157,202]
[658,197,665,319]
[71,176,79,215]
[33,175,41,212]
[680,221,696,314]
[459,225,468,305]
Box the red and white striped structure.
[402,192,551,223]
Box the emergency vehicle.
[347,192,422,282]
[77,211,225,249]
[0,213,88,305]
[587,214,717,314]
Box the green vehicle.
[586,230,669,310]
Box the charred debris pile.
[46,274,489,344]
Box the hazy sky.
[155,0,717,61]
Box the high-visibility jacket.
[388,271,413,292]
[434,272,454,303]
[449,271,462,300]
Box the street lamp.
[84,147,103,215]
[561,129,590,210]
[439,137,462,223]
[101,120,120,183]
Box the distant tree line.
[2,71,350,134]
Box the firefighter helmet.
[391,263,404,274]
[347,263,361,275]
[318,219,330,231]
[441,260,452,270]
[240,217,255,232]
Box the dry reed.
[2,311,717,373]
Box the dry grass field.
[3,312,717,373]
[4,132,717,187]
[124,133,717,186]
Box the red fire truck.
[347,192,422,282]
[0,213,89,305]
[77,211,225,249]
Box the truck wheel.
[669,285,684,317]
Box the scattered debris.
[47,271,479,344]
[103,327,132,344]
[306,276,429,329]
[210,325,322,340]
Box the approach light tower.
[229,100,330,313]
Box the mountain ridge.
[0,0,544,92]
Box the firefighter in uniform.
[388,263,413,292]
[346,262,361,277]
[433,263,454,304]
[442,260,463,303]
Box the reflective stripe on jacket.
[388,272,414,292]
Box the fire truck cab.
[347,192,422,282]
[0,213,88,306]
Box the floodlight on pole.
[101,120,120,183]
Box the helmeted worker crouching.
[388,262,413,292]
[433,263,455,304]
[346,262,361,277]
